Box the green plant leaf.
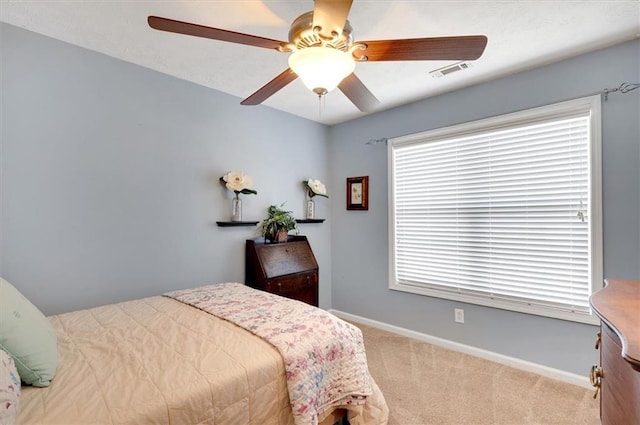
[258,203,299,240]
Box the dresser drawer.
[590,279,640,425]
[599,323,640,425]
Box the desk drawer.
[266,272,318,306]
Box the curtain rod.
[366,82,639,146]
[598,82,639,101]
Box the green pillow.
[0,277,58,387]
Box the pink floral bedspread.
[165,283,372,425]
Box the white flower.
[305,178,328,198]
[221,171,257,195]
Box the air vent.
[429,61,473,78]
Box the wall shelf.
[216,221,259,227]
[218,219,324,227]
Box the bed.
[8,281,388,425]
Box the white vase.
[305,199,315,219]
[231,197,242,222]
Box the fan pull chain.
[317,93,326,118]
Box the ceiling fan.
[148,0,487,112]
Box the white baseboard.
[329,309,592,390]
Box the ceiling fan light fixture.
[288,47,355,95]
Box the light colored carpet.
[355,322,600,425]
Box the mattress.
[17,294,388,424]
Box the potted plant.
[258,204,299,243]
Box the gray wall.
[328,39,640,376]
[0,23,332,315]
[2,22,639,377]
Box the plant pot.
[276,229,289,243]
[265,229,289,244]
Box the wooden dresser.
[245,235,319,307]
[589,278,640,425]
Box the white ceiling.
[2,1,639,125]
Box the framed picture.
[346,176,369,210]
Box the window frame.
[388,95,603,324]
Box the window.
[389,96,602,324]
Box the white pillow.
[0,349,20,424]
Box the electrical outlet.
[454,308,465,323]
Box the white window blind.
[389,96,602,323]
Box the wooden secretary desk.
[245,235,319,307]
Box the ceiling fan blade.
[312,0,353,40]
[338,73,380,112]
[354,36,488,61]
[148,16,285,50]
[241,68,298,105]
